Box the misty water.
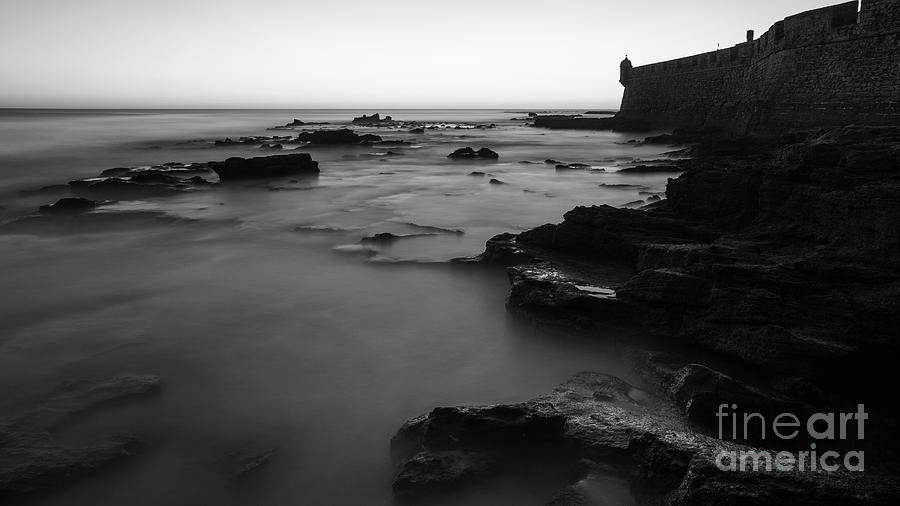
[0,110,676,505]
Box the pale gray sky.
[0,0,843,108]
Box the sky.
[0,0,846,109]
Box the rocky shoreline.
[393,126,900,504]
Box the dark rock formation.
[447,147,499,160]
[69,177,188,200]
[296,129,381,145]
[352,113,393,125]
[414,126,900,503]
[392,372,900,504]
[488,178,505,185]
[38,197,96,215]
[209,153,319,181]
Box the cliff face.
[617,0,900,134]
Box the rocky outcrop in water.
[352,113,394,125]
[396,126,900,503]
[447,147,499,160]
[209,153,320,181]
[296,129,381,145]
[392,371,900,504]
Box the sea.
[0,109,675,505]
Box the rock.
[0,375,162,497]
[69,178,187,200]
[360,232,401,244]
[618,164,682,173]
[0,431,140,496]
[351,113,393,125]
[209,153,319,181]
[409,127,425,134]
[38,197,96,215]
[392,372,900,504]
[393,450,497,496]
[11,375,162,432]
[447,147,499,160]
[545,159,562,164]
[556,163,591,170]
[468,171,486,177]
[223,447,277,480]
[473,124,900,390]
[188,176,212,185]
[489,178,505,185]
[616,268,712,307]
[516,204,716,262]
[129,173,183,185]
[667,364,809,443]
[297,129,380,145]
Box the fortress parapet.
[617,0,900,133]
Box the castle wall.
[618,0,900,134]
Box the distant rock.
[447,147,499,160]
[408,127,425,134]
[209,153,319,181]
[297,129,381,145]
[468,171,486,176]
[489,178,505,185]
[352,113,393,125]
[38,197,96,215]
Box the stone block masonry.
[617,0,900,134]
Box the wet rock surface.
[396,126,900,503]
[296,128,381,145]
[392,372,900,504]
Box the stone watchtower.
[619,56,633,86]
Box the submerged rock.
[0,431,140,496]
[209,153,319,181]
[0,375,162,498]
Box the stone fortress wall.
[617,0,900,134]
